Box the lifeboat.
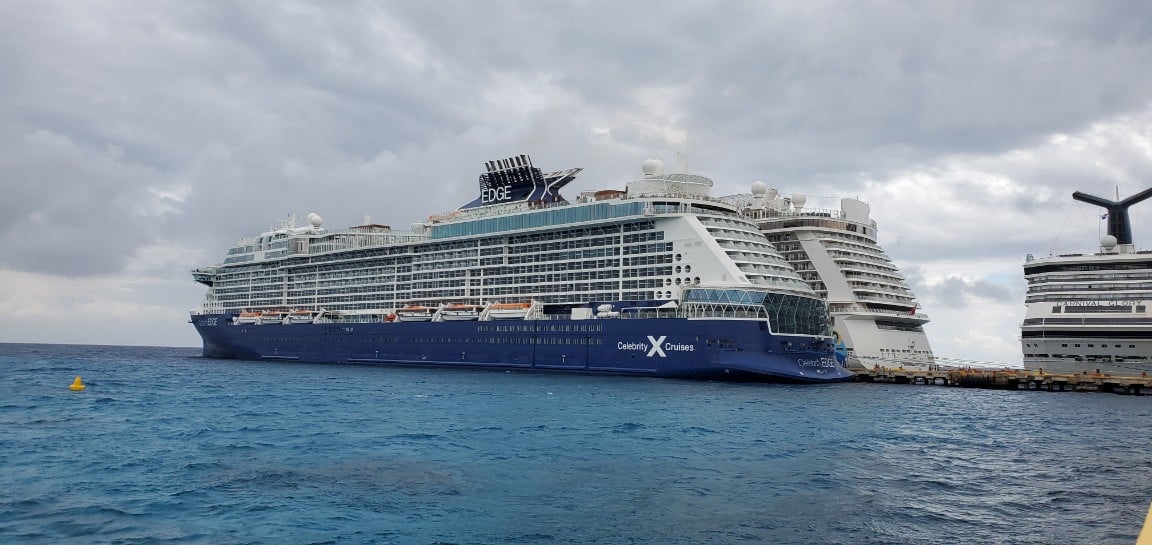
[395,305,435,322]
[286,309,320,324]
[258,310,289,324]
[440,304,483,321]
[235,311,261,325]
[595,304,620,318]
[487,302,532,320]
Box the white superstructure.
[191,158,828,333]
[725,184,935,368]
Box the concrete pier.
[853,367,1152,395]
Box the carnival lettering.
[1060,300,1142,307]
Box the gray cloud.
[1,0,1151,358]
[909,268,1018,309]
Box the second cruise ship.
[727,184,935,368]
[1021,186,1152,375]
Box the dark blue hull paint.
[191,314,853,383]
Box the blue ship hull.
[192,314,853,383]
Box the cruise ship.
[1021,186,1152,375]
[724,185,935,368]
[189,155,851,382]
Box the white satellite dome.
[751,181,767,195]
[641,158,665,177]
[307,212,323,228]
[1101,234,1118,249]
[791,193,807,208]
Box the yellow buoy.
[69,376,85,391]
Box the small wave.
[608,422,647,433]
[494,533,557,543]
[182,460,227,472]
[463,426,504,432]
[389,432,443,440]
[681,425,718,434]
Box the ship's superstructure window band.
[206,220,669,311]
[680,289,829,336]
[431,202,646,239]
[202,207,818,313]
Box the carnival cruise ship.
[1021,187,1152,375]
[723,185,935,368]
[189,155,851,382]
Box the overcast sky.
[2,0,1150,366]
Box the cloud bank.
[2,0,1150,363]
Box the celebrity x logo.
[646,336,667,357]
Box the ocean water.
[1,343,1150,545]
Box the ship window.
[1052,306,1062,313]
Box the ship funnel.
[1072,186,1152,245]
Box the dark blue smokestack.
[1071,186,1152,245]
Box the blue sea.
[2,343,1150,544]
